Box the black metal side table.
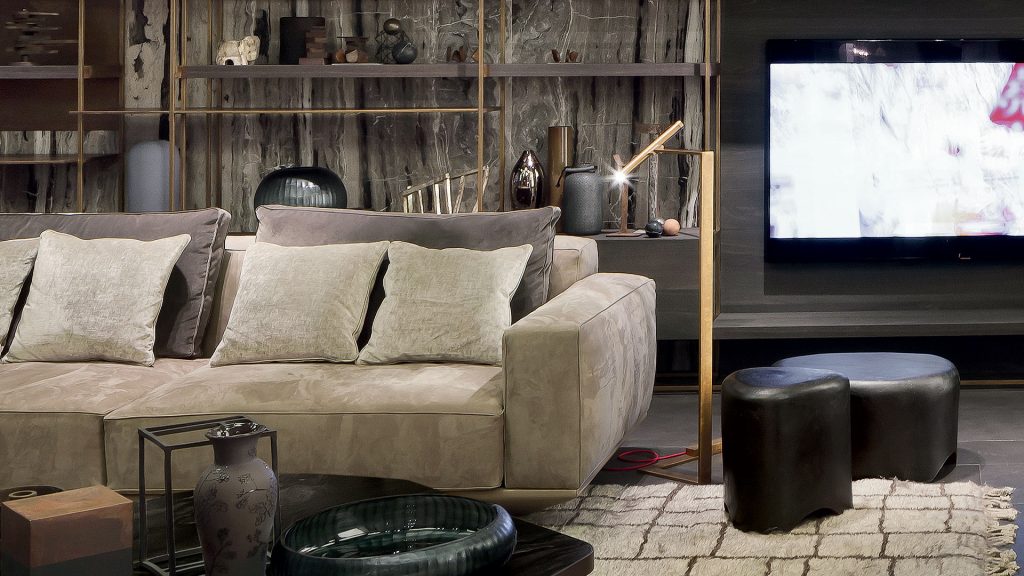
[137,415,279,576]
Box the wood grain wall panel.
[2,0,706,226]
[722,0,1024,317]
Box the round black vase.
[254,165,348,212]
[510,150,545,210]
[561,165,604,235]
[392,40,418,64]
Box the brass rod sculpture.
[608,120,685,236]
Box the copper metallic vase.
[510,150,545,211]
[547,126,574,210]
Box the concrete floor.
[598,389,1024,571]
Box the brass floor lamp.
[611,121,721,485]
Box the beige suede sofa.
[0,212,656,510]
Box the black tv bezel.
[765,38,1024,262]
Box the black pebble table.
[775,352,960,482]
[132,474,594,576]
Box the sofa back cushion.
[254,206,560,321]
[0,209,231,358]
[203,234,600,355]
[0,239,37,349]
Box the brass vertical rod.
[697,150,715,484]
[180,0,189,210]
[214,0,223,208]
[119,0,127,211]
[204,0,212,208]
[475,0,487,211]
[498,78,507,212]
[498,0,507,211]
[702,0,712,149]
[75,0,85,212]
[168,0,178,211]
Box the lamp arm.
[620,120,685,175]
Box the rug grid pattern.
[526,478,1018,576]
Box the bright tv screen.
[766,39,1024,261]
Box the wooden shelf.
[76,108,168,115]
[0,65,120,80]
[489,63,715,77]
[180,63,480,79]
[178,62,716,80]
[714,309,1024,340]
[175,106,501,115]
[0,153,115,165]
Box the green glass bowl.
[270,494,516,576]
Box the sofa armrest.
[502,273,656,490]
[549,235,599,299]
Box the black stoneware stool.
[774,353,959,482]
[723,367,853,533]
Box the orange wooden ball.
[663,218,681,236]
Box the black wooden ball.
[382,18,403,35]
[645,220,664,238]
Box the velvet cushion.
[0,209,231,358]
[254,205,559,321]
[3,231,191,366]
[357,242,532,366]
[210,241,389,366]
[102,362,505,491]
[0,358,206,489]
[0,239,37,348]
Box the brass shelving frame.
[163,0,719,216]
[0,0,125,212]
[163,0,723,485]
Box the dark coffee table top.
[135,474,594,576]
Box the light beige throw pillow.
[3,230,191,366]
[210,241,390,367]
[0,238,39,348]
[357,241,533,366]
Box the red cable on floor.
[602,448,690,472]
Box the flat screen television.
[766,39,1024,261]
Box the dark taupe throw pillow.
[0,209,231,358]
[254,206,560,321]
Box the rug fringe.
[984,487,1019,576]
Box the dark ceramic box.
[1,485,132,576]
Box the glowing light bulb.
[613,171,629,185]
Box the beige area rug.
[526,478,1019,576]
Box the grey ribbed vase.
[195,422,278,576]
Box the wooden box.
[1,486,132,576]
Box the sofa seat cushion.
[0,359,208,489]
[103,363,505,491]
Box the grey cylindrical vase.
[125,141,181,212]
[561,165,604,235]
[195,422,278,576]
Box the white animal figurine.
[216,36,260,65]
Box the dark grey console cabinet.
[593,232,700,341]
